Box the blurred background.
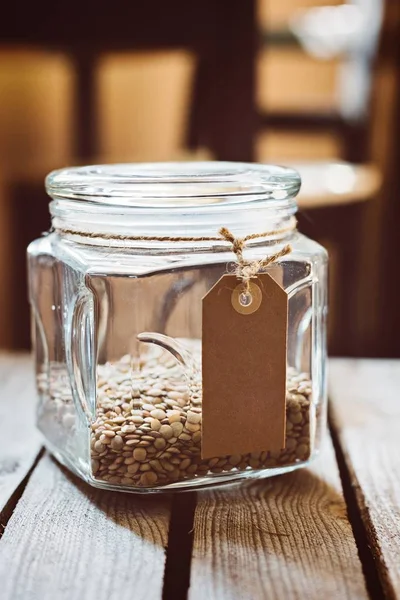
[0,0,398,356]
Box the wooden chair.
[0,0,257,162]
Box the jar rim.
[46,161,301,209]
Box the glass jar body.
[28,229,327,493]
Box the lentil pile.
[90,350,313,488]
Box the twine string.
[218,227,292,295]
[54,217,296,243]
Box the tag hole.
[239,292,253,307]
[232,281,262,314]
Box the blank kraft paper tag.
[201,273,288,459]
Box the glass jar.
[27,162,328,493]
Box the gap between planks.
[163,492,197,600]
[0,448,44,538]
[0,353,43,529]
[329,359,400,600]
[329,411,386,600]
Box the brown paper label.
[201,273,288,459]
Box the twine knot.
[219,227,292,294]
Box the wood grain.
[0,453,171,600]
[0,353,42,521]
[0,353,171,600]
[189,434,367,600]
[329,359,400,600]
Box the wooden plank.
[0,353,42,520]
[0,453,171,600]
[329,359,400,600]
[0,353,170,599]
[190,434,367,600]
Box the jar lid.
[47,162,300,241]
[46,162,300,206]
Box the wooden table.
[1,356,399,600]
[294,162,381,210]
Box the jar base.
[44,440,320,494]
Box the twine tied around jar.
[53,216,296,245]
[218,227,293,298]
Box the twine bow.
[219,227,292,295]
